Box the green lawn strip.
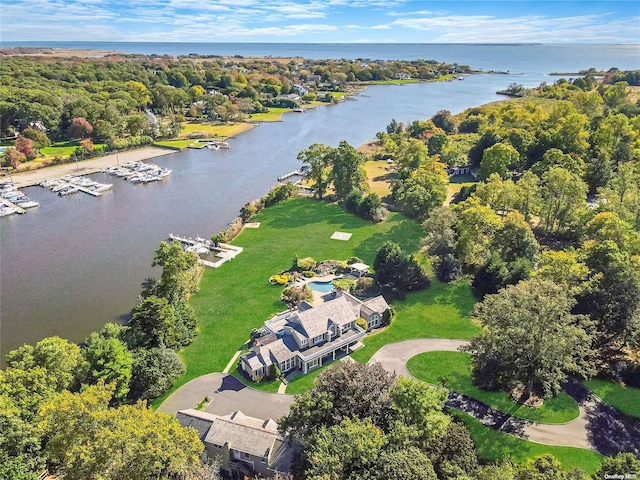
[153,139,197,149]
[351,277,480,364]
[407,351,579,424]
[230,370,282,393]
[583,378,640,419]
[372,79,420,85]
[41,141,106,157]
[285,361,339,395]
[152,198,423,408]
[451,410,603,473]
[250,108,293,122]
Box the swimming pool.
[308,281,334,293]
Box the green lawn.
[351,277,480,364]
[152,198,423,407]
[41,141,106,157]
[230,370,282,393]
[452,411,603,474]
[285,361,339,395]
[583,378,640,419]
[153,139,199,149]
[372,79,420,85]
[180,121,254,137]
[250,108,293,122]
[408,351,580,424]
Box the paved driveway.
[158,373,294,421]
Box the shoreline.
[7,147,178,188]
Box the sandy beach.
[8,147,179,188]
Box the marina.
[102,161,172,183]
[0,182,38,216]
[40,175,113,197]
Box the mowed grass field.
[249,108,293,122]
[153,198,423,406]
[407,351,580,424]
[180,121,254,137]
[583,378,640,419]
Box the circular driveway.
[158,373,294,421]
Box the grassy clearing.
[351,277,480,364]
[41,141,106,157]
[230,370,282,393]
[372,79,420,85]
[408,351,580,423]
[583,378,640,419]
[285,360,340,395]
[152,198,423,407]
[250,108,293,122]
[364,160,395,200]
[180,121,253,138]
[452,411,603,473]
[153,140,198,149]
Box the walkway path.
[158,373,294,421]
[369,339,640,454]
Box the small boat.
[0,206,17,217]
[91,183,113,193]
[293,107,305,113]
[51,183,69,192]
[58,186,79,196]
[40,179,56,188]
[15,200,39,209]
[155,168,172,178]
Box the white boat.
[40,179,56,188]
[58,186,79,196]
[91,183,113,192]
[15,200,39,209]
[155,168,172,178]
[113,169,131,177]
[0,206,17,217]
[52,183,69,192]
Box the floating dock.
[168,233,243,268]
[0,198,25,214]
[277,169,303,181]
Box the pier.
[168,233,243,268]
[277,169,303,181]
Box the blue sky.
[2,1,639,43]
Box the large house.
[240,291,390,380]
[177,409,299,479]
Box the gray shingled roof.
[363,296,390,315]
[297,295,359,337]
[176,410,215,441]
[204,412,278,458]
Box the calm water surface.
[0,60,630,355]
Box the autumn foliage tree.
[15,136,38,160]
[68,117,93,139]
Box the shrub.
[211,217,243,244]
[297,257,316,270]
[332,278,357,293]
[345,190,362,213]
[263,182,296,206]
[270,274,291,285]
[356,318,368,330]
[282,285,313,305]
[347,256,363,265]
[355,277,376,295]
[382,305,395,326]
[302,270,316,278]
[434,254,463,283]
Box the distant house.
[394,73,411,80]
[177,409,299,479]
[292,84,308,95]
[308,74,322,84]
[449,165,471,176]
[240,291,390,379]
[276,93,302,102]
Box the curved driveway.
[158,373,294,421]
[368,338,640,453]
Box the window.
[261,456,267,464]
[313,334,324,344]
[301,338,308,346]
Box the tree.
[298,143,332,199]
[432,110,457,133]
[374,241,430,293]
[539,167,588,235]
[594,453,640,479]
[68,117,93,138]
[356,192,385,221]
[128,348,186,401]
[20,127,50,149]
[82,331,133,401]
[464,279,595,398]
[376,447,437,480]
[14,136,38,160]
[5,336,83,392]
[279,362,397,441]
[304,418,386,480]
[389,377,450,446]
[421,207,459,281]
[533,249,589,295]
[152,240,200,302]
[128,295,174,348]
[532,148,584,177]
[0,453,38,480]
[37,383,203,480]
[597,163,640,230]
[479,143,519,180]
[453,198,503,269]
[493,211,539,263]
[392,164,448,220]
[430,422,478,479]
[515,170,541,221]
[0,367,55,420]
[330,141,366,201]
[4,147,25,169]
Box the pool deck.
[295,273,358,305]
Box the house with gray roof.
[240,291,390,380]
[177,409,299,479]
